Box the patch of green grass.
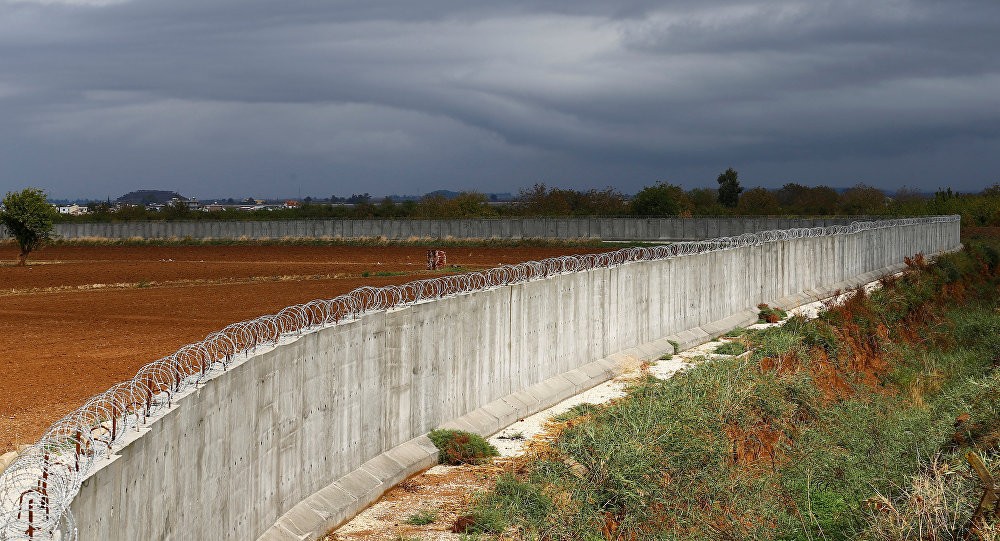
[427,429,498,465]
[361,270,408,278]
[723,327,746,338]
[713,340,747,356]
[466,474,553,535]
[404,509,438,526]
[550,402,602,423]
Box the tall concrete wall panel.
[17,216,925,243]
[51,220,961,541]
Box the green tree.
[886,187,928,217]
[1,188,58,266]
[839,183,887,215]
[775,183,840,215]
[159,200,190,220]
[630,182,690,216]
[517,184,627,216]
[687,188,724,215]
[375,197,400,217]
[716,167,743,208]
[736,187,781,215]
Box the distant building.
[56,204,89,216]
[284,200,300,208]
[167,197,202,210]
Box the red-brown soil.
[0,243,602,453]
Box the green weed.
[403,509,438,526]
[427,429,498,465]
[757,303,788,323]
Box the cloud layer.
[1,0,998,198]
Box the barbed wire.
[0,216,959,540]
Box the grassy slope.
[464,239,1000,540]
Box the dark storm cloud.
[0,0,998,199]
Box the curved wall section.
[0,218,961,541]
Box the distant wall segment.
[0,216,904,242]
[0,217,961,540]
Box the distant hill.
[387,191,516,202]
[116,190,185,205]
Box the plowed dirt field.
[0,243,602,453]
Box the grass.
[723,326,746,338]
[463,238,1000,540]
[550,402,602,423]
[404,509,438,526]
[361,271,407,278]
[427,429,498,465]
[713,340,746,355]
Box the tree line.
[54,175,1000,228]
[5,173,999,264]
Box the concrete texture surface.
[61,219,960,541]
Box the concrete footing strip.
[260,260,918,541]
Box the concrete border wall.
[0,216,901,242]
[0,218,961,541]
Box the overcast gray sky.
[1,0,998,199]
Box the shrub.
[758,303,788,323]
[427,429,498,465]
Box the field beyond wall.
[0,242,602,454]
